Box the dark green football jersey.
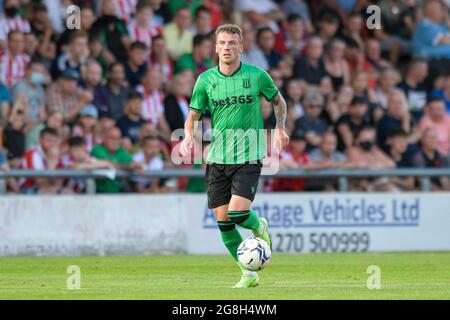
[189,62,278,164]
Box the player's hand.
[274,127,289,151]
[179,134,194,157]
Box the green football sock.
[228,209,260,231]
[217,221,243,262]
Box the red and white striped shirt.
[0,51,30,88]
[149,56,174,83]
[136,84,164,125]
[0,16,30,41]
[114,0,137,23]
[127,20,162,49]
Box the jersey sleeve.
[258,68,279,101]
[189,74,208,114]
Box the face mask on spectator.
[5,6,19,17]
[30,72,44,85]
[359,141,373,151]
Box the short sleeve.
[189,74,208,114]
[258,68,279,101]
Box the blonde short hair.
[215,24,243,42]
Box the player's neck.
[218,60,241,76]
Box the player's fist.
[179,134,194,157]
[274,127,289,151]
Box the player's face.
[215,32,243,65]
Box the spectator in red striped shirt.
[0,0,31,47]
[127,1,162,49]
[113,0,137,24]
[0,30,30,88]
[149,35,174,83]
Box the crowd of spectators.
[1,0,450,194]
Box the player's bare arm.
[180,110,202,156]
[272,92,290,150]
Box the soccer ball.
[237,237,271,271]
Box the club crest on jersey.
[243,79,251,88]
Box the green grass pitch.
[0,252,449,299]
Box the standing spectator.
[117,90,147,147]
[91,126,133,193]
[240,20,269,70]
[293,90,329,151]
[164,72,193,132]
[430,71,450,113]
[191,5,212,36]
[124,41,149,88]
[0,0,31,45]
[11,58,48,125]
[412,0,450,59]
[324,38,350,91]
[90,0,131,62]
[20,127,64,194]
[72,104,101,152]
[256,27,283,68]
[175,34,213,77]
[398,59,429,119]
[127,1,162,49]
[377,90,420,153]
[413,128,450,191]
[0,30,30,88]
[163,7,194,60]
[94,62,130,121]
[419,97,450,157]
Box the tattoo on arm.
[272,92,287,129]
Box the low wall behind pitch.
[0,193,449,256]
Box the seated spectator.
[0,80,12,125]
[413,128,450,191]
[293,90,329,151]
[80,60,104,94]
[324,38,350,91]
[398,59,429,120]
[363,38,391,76]
[336,96,372,151]
[350,70,383,121]
[430,71,450,113]
[112,0,136,24]
[317,9,340,43]
[25,110,68,152]
[20,127,64,194]
[284,79,304,134]
[163,7,194,60]
[419,97,450,157]
[342,12,364,50]
[274,13,309,60]
[293,35,328,90]
[62,136,114,193]
[280,1,313,34]
[256,27,283,69]
[191,5,213,36]
[0,147,19,193]
[46,68,94,124]
[2,105,26,162]
[374,67,401,110]
[28,2,57,63]
[175,34,213,78]
[377,89,420,153]
[347,127,396,191]
[0,30,30,88]
[240,20,269,70]
[386,129,416,191]
[51,31,89,79]
[124,41,149,88]
[132,135,175,193]
[72,104,101,152]
[117,91,146,149]
[324,85,354,125]
[91,127,135,193]
[89,0,131,62]
[323,0,368,22]
[234,0,284,33]
[94,62,130,121]
[149,35,174,83]
[11,57,48,125]
[127,1,162,49]
[412,0,450,60]
[0,0,31,45]
[164,72,194,133]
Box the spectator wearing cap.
[240,21,269,70]
[336,96,372,151]
[386,129,416,191]
[46,68,94,124]
[398,59,429,119]
[117,91,147,150]
[51,31,89,79]
[412,0,450,60]
[0,0,31,45]
[419,97,450,157]
[72,104,101,153]
[11,58,48,124]
[124,41,149,88]
[175,34,213,78]
[163,7,194,60]
[377,90,420,153]
[191,5,212,36]
[430,72,450,113]
[292,90,329,151]
[0,30,30,88]
[412,127,450,191]
[256,27,283,69]
[94,62,129,121]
